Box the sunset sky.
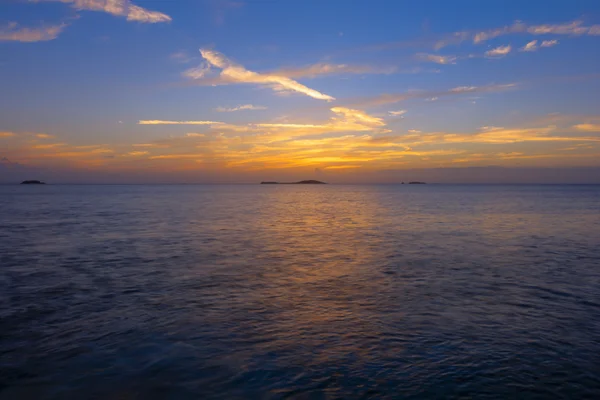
[1,0,600,183]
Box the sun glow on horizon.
[1,1,600,182]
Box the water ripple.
[1,184,600,399]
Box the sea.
[1,184,600,399]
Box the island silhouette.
[21,180,46,185]
[261,180,326,184]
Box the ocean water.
[1,184,600,399]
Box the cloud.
[351,82,517,107]
[215,104,267,112]
[521,40,538,52]
[185,48,335,101]
[210,0,244,26]
[416,53,457,65]
[450,86,478,92]
[240,107,387,138]
[330,107,386,127]
[435,20,600,49]
[182,62,211,79]
[541,40,559,47]
[573,124,600,132]
[0,22,67,42]
[401,125,600,145]
[272,63,396,78]
[131,119,599,170]
[170,51,193,63]
[254,123,323,129]
[138,120,222,125]
[527,21,589,35]
[485,45,511,58]
[32,143,66,149]
[37,0,171,23]
[36,133,55,139]
[5,115,600,175]
[521,39,559,52]
[0,132,16,138]
[388,110,407,117]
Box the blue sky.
[1,0,600,183]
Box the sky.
[1,0,600,183]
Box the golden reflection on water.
[242,187,402,364]
[4,184,600,398]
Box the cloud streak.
[0,22,67,42]
[215,104,267,112]
[485,45,511,58]
[272,63,397,78]
[541,40,559,47]
[520,39,559,52]
[184,49,335,101]
[4,113,600,175]
[436,20,599,49]
[521,40,538,52]
[138,120,222,125]
[573,124,600,132]
[37,0,172,23]
[416,53,457,65]
[350,83,518,107]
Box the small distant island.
[408,181,426,184]
[21,180,46,185]
[261,180,327,184]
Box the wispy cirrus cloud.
[485,45,511,58]
[573,124,600,132]
[170,51,194,63]
[521,40,539,52]
[396,125,600,145]
[350,82,517,107]
[520,39,559,52]
[138,120,222,125]
[0,132,17,138]
[416,53,457,65]
[215,104,267,112]
[436,20,599,49]
[138,108,387,141]
[117,117,600,171]
[541,39,559,48]
[0,21,67,42]
[5,114,600,174]
[240,107,387,136]
[209,0,244,26]
[35,0,172,23]
[184,49,336,101]
[330,107,386,127]
[272,63,397,78]
[388,110,407,117]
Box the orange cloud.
[37,0,171,23]
[36,133,56,139]
[138,120,222,125]
[0,22,67,42]
[436,20,600,49]
[573,124,600,132]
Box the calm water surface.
[1,184,600,399]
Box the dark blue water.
[1,184,600,399]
